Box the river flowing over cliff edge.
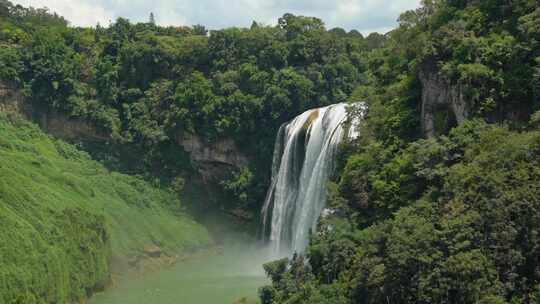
[261,103,363,257]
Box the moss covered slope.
[0,113,211,303]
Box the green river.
[90,243,269,304]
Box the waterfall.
[261,102,362,257]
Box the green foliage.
[261,2,539,302]
[0,46,23,83]
[171,176,186,195]
[263,120,540,303]
[220,167,254,207]
[0,113,211,303]
[422,0,537,118]
[530,110,540,129]
[2,1,540,302]
[1,1,372,197]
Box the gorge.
[90,102,361,303]
[1,0,539,303]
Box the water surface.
[90,243,269,304]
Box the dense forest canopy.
[0,0,391,213]
[1,0,540,303]
[260,0,540,303]
[0,0,379,171]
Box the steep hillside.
[260,1,540,303]
[0,113,211,303]
[0,0,381,220]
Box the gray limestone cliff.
[0,81,25,113]
[0,80,248,179]
[419,61,469,138]
[176,132,250,181]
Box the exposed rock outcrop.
[143,244,162,258]
[176,132,250,181]
[419,61,469,138]
[2,81,248,184]
[1,81,108,141]
[0,81,25,113]
[39,112,110,141]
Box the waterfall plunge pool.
[89,242,269,304]
[90,102,363,304]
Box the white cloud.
[153,1,188,26]
[337,0,362,19]
[12,0,115,26]
[11,0,421,34]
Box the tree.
[192,24,207,36]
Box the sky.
[12,0,422,35]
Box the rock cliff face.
[176,132,250,181]
[0,81,25,113]
[38,112,110,141]
[419,62,469,138]
[1,81,248,178]
[1,81,107,140]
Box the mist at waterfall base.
[261,102,361,258]
[90,237,270,304]
[91,103,358,303]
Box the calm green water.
[90,243,269,304]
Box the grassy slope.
[0,113,211,303]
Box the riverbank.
[0,113,212,303]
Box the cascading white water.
[261,102,362,257]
